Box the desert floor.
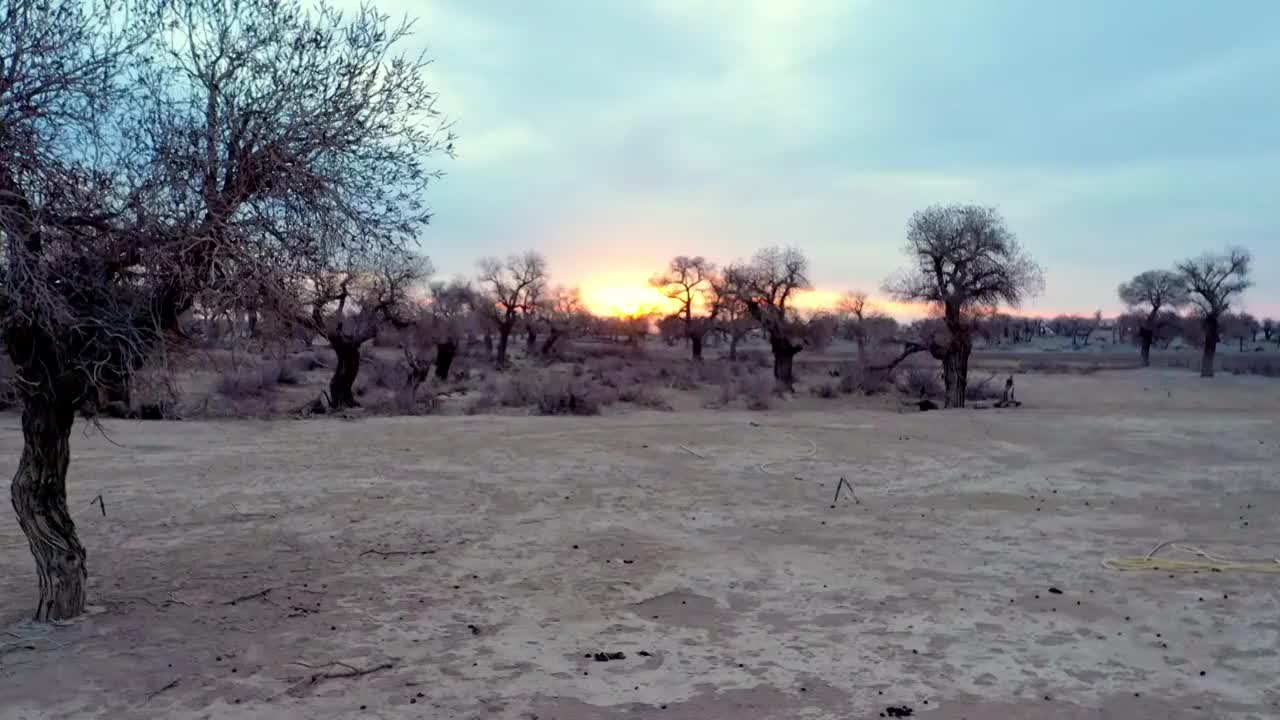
[2,369,1278,720]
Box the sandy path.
[1,370,1278,719]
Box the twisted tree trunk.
[1139,327,1154,367]
[434,340,457,381]
[495,325,512,368]
[690,334,703,361]
[329,339,362,408]
[770,338,801,389]
[1201,316,1219,378]
[940,336,972,409]
[12,396,87,621]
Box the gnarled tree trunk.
[495,325,512,368]
[941,339,971,408]
[434,341,457,381]
[525,327,537,355]
[540,331,561,357]
[690,334,703,361]
[329,339,362,408]
[1138,328,1154,367]
[1200,316,1219,378]
[12,396,87,621]
[770,338,801,389]
[728,334,740,361]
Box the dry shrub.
[370,385,438,416]
[965,373,1004,401]
[741,374,774,410]
[696,361,729,386]
[836,362,888,395]
[617,383,672,410]
[362,356,401,389]
[581,343,638,360]
[1225,355,1280,377]
[215,365,274,398]
[809,381,838,399]
[498,374,543,407]
[536,376,606,416]
[898,365,942,398]
[736,349,771,369]
[466,385,500,415]
[288,351,327,372]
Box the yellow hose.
[1103,541,1280,574]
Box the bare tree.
[836,291,873,364]
[477,252,546,369]
[1221,312,1260,353]
[727,247,812,389]
[427,278,477,380]
[708,269,754,360]
[539,286,585,356]
[885,205,1043,408]
[1263,318,1277,344]
[650,256,718,360]
[1177,248,1252,377]
[1118,270,1188,366]
[0,0,452,620]
[306,254,427,409]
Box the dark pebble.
[1048,587,1062,594]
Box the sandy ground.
[1,369,1278,720]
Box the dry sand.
[1,369,1278,719]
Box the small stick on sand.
[359,548,436,558]
[144,679,180,703]
[221,588,274,605]
[679,445,706,459]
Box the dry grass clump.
[897,365,943,399]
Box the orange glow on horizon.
[578,274,929,320]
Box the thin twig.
[144,679,180,703]
[359,549,435,558]
[291,660,394,687]
[221,588,274,605]
[678,444,706,459]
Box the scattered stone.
[884,705,914,718]
[637,651,651,657]
[1048,587,1063,595]
[593,651,626,662]
[467,624,481,635]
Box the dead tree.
[885,205,1042,408]
[307,255,426,409]
[650,256,719,361]
[477,252,546,369]
[708,272,754,360]
[1118,270,1187,366]
[727,247,812,389]
[0,0,452,621]
[1177,248,1252,378]
[539,286,585,357]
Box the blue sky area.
[367,0,1278,317]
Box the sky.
[360,0,1277,318]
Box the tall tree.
[885,205,1042,408]
[477,251,546,369]
[650,255,718,361]
[1177,248,1252,378]
[306,254,426,409]
[727,247,812,389]
[0,0,452,620]
[1118,270,1188,366]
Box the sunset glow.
[577,277,930,320]
[580,273,679,317]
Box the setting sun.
[580,272,680,317]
